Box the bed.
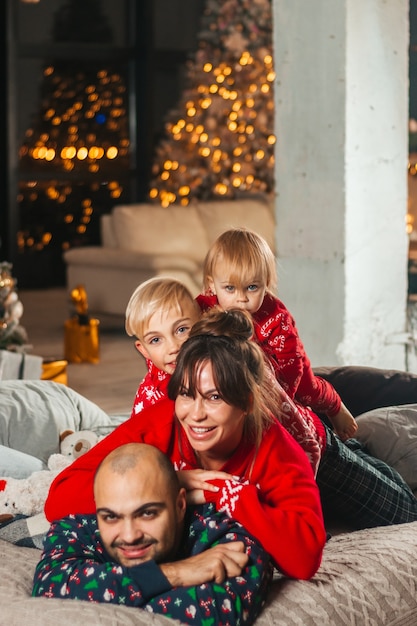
[1,367,417,625]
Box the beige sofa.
[63,197,275,316]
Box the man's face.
[95,462,186,568]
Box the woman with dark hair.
[178,309,417,531]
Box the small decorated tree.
[0,262,29,351]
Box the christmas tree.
[17,0,130,286]
[149,0,275,207]
[0,262,28,351]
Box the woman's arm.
[203,422,327,580]
[44,398,176,521]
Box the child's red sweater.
[196,292,341,418]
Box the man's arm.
[143,504,273,625]
[161,540,248,585]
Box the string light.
[18,64,129,253]
[149,0,276,206]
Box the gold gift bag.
[64,317,100,364]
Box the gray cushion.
[0,380,127,464]
[355,403,417,489]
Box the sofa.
[1,366,417,625]
[63,197,275,316]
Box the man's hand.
[160,541,248,586]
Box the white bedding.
[0,380,127,464]
[1,383,417,624]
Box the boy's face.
[208,257,267,315]
[135,301,200,374]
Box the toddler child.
[196,227,358,441]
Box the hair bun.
[190,306,254,342]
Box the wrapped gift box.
[0,350,43,380]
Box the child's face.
[208,257,267,315]
[135,301,200,374]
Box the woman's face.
[174,360,246,468]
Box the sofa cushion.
[313,365,417,417]
[100,214,117,248]
[355,404,417,490]
[197,198,276,252]
[111,204,209,263]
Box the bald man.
[33,443,272,625]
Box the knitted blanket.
[1,521,417,625]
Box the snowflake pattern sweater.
[45,398,326,580]
[33,503,273,625]
[196,292,341,418]
[130,359,170,417]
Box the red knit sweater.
[45,398,326,580]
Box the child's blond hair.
[125,277,199,339]
[203,227,277,293]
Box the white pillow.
[355,404,417,490]
[197,198,276,252]
[111,204,209,263]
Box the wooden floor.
[17,288,147,415]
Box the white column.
[273,0,410,369]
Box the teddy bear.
[0,430,100,519]
[0,454,71,518]
[59,429,99,459]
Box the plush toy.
[0,430,100,518]
[0,454,71,517]
[59,429,99,459]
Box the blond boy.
[125,277,201,416]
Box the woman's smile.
[188,424,217,439]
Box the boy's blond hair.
[203,227,277,292]
[125,277,199,339]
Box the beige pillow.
[111,204,209,263]
[197,198,276,252]
[100,214,117,248]
[355,404,417,490]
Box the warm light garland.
[18,64,129,253]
